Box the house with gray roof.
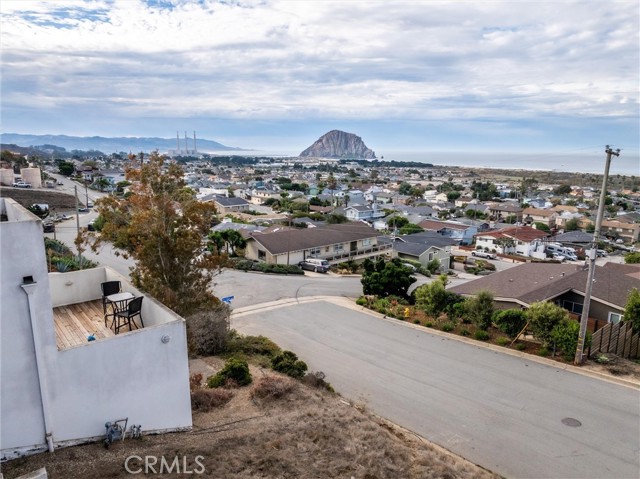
[379,231,455,271]
[244,222,391,266]
[203,195,251,214]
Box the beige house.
[244,222,391,265]
[523,207,557,228]
[600,219,640,243]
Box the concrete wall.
[50,267,178,328]
[1,202,192,459]
[0,199,56,454]
[50,318,191,442]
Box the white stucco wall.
[50,319,191,442]
[2,201,192,459]
[1,199,56,454]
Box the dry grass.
[250,375,298,400]
[2,363,498,479]
[191,388,234,411]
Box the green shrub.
[460,328,470,336]
[425,321,434,328]
[226,331,281,357]
[474,330,490,341]
[495,337,510,346]
[207,358,252,388]
[537,347,550,357]
[515,343,526,351]
[355,296,367,306]
[441,323,455,332]
[271,350,308,379]
[494,309,528,338]
[465,291,494,330]
[413,319,420,324]
[551,319,590,360]
[527,301,569,346]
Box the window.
[362,238,371,247]
[258,249,266,260]
[608,312,622,324]
[309,247,321,257]
[562,300,583,314]
[333,244,344,253]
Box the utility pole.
[574,145,620,365]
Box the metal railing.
[323,243,392,263]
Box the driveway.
[233,298,640,479]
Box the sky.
[1,0,639,162]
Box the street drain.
[561,417,582,427]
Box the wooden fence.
[589,321,640,360]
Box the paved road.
[233,300,640,479]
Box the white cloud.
[0,0,638,133]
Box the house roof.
[399,231,457,248]
[248,222,381,255]
[384,239,438,257]
[213,196,250,207]
[552,231,594,244]
[523,207,555,217]
[419,219,473,231]
[476,226,549,242]
[449,262,639,309]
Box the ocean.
[207,149,639,175]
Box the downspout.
[21,279,55,453]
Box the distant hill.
[299,130,376,159]
[0,133,242,154]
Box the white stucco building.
[0,198,192,460]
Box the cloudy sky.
[1,0,638,159]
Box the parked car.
[57,180,64,185]
[298,258,330,273]
[87,220,96,232]
[472,250,497,259]
[401,262,417,272]
[42,222,55,233]
[12,181,32,188]
[552,253,565,262]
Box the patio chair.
[112,296,144,334]
[101,281,121,324]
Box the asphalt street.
[233,300,640,479]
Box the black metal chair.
[101,281,121,324]
[112,296,144,334]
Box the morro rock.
[299,130,376,159]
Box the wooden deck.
[53,299,141,349]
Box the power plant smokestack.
[193,131,197,153]
[184,131,189,153]
[176,131,180,154]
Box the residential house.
[249,188,281,205]
[523,207,557,228]
[344,204,386,222]
[244,222,391,265]
[474,225,549,257]
[203,195,251,214]
[380,231,455,271]
[449,262,640,328]
[600,219,640,243]
[486,203,524,222]
[0,198,191,460]
[418,218,478,245]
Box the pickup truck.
[12,181,32,188]
[471,250,497,259]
